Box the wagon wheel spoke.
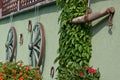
[7,32,13,44]
[33,49,39,63]
[29,22,45,74]
[6,48,12,60]
[33,46,40,53]
[32,25,39,42]
[30,50,36,67]
[5,27,17,62]
[33,36,41,46]
[6,33,13,46]
[8,45,13,51]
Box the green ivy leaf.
[55,0,100,79]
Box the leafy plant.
[0,61,42,80]
[78,66,100,80]
[55,0,100,80]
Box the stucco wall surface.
[90,0,120,80]
[0,0,120,80]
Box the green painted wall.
[0,0,120,80]
[0,3,59,80]
[90,0,120,80]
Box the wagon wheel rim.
[5,27,17,62]
[28,22,45,72]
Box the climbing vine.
[55,0,100,80]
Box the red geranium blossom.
[0,77,4,80]
[0,72,4,76]
[36,73,40,77]
[25,67,30,71]
[3,66,6,70]
[36,70,39,73]
[19,77,24,80]
[78,71,85,77]
[0,61,42,80]
[12,70,16,74]
[13,76,17,79]
[19,72,23,75]
[88,67,96,73]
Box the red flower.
[25,67,30,71]
[0,72,4,76]
[36,70,39,73]
[0,77,4,80]
[78,71,85,77]
[36,73,40,77]
[19,77,24,80]
[12,70,16,74]
[23,73,27,76]
[13,76,17,79]
[88,67,96,73]
[19,72,23,75]
[3,66,6,69]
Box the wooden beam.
[72,7,115,26]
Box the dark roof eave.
[0,0,56,20]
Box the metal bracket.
[50,66,54,78]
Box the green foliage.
[0,61,42,80]
[55,0,100,80]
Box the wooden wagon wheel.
[28,22,45,73]
[5,27,17,62]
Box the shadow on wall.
[0,3,57,25]
[91,0,114,36]
[91,16,112,36]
